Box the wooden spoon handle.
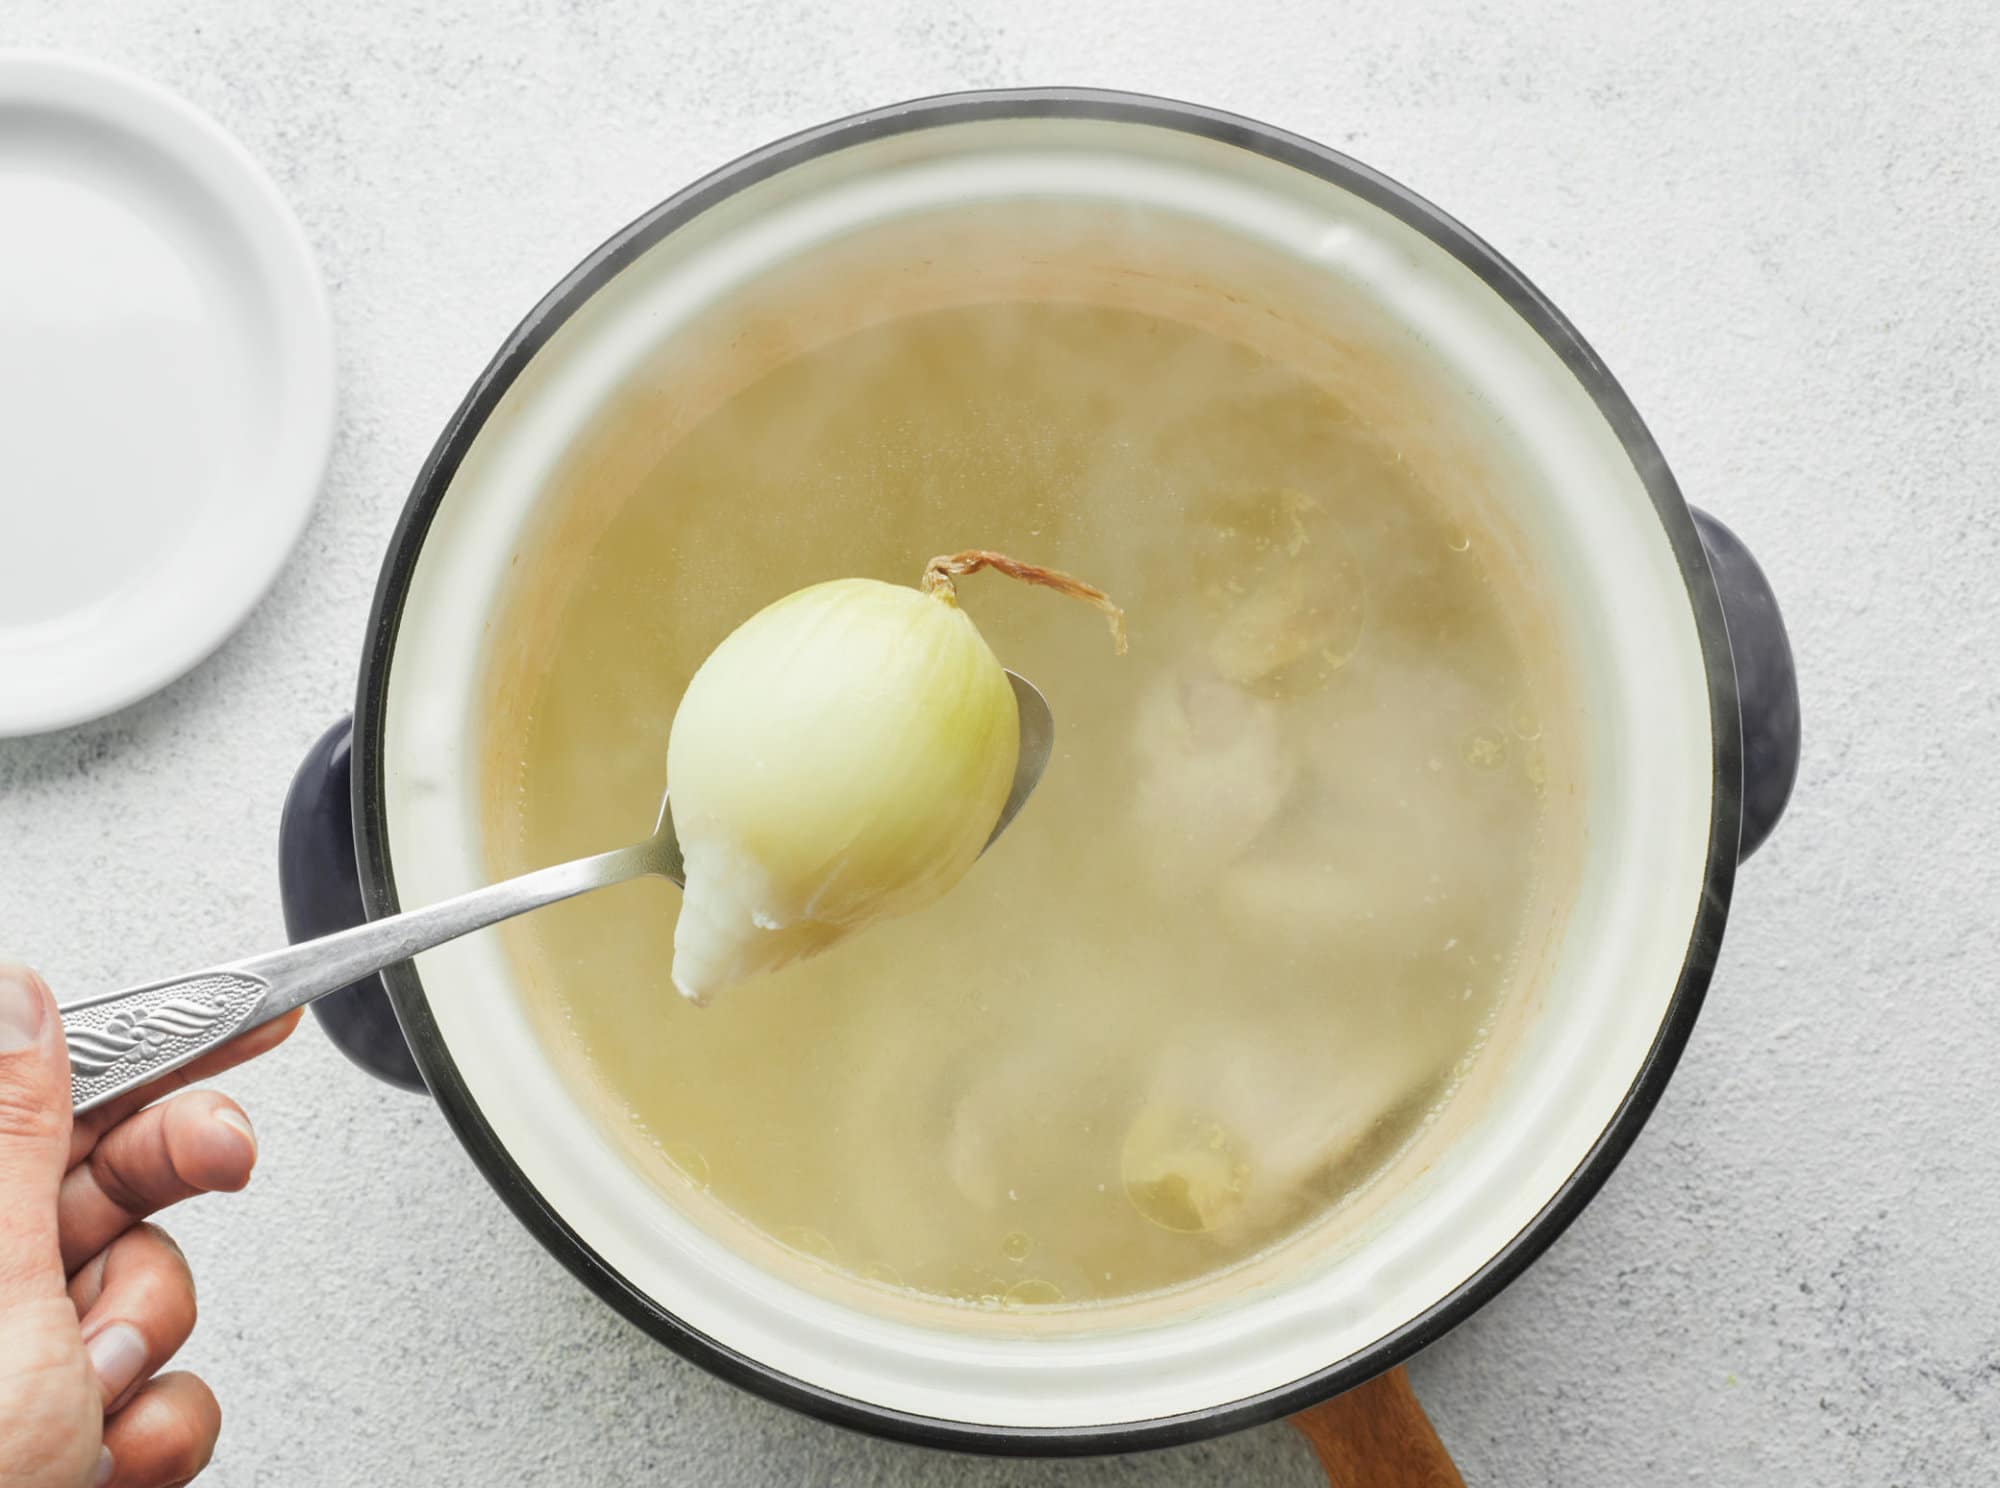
[1289,1366,1465,1487]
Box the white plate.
[0,51,334,736]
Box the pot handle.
[1691,508,1800,862]
[277,716,428,1093]
[1291,1366,1464,1486]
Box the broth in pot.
[480,289,1581,1319]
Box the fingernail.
[85,1322,147,1402]
[93,1445,114,1487]
[0,966,47,1053]
[213,1106,257,1163]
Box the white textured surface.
[1,2,1994,1483]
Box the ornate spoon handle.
[59,841,652,1113]
[63,972,274,1112]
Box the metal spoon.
[60,671,1054,1114]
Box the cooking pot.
[276,88,1798,1459]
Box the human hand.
[0,965,300,1487]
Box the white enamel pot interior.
[353,91,1738,1452]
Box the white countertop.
[4,2,1995,1482]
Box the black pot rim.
[353,86,1742,1457]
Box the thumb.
[0,964,73,1306]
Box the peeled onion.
[666,551,1123,1004]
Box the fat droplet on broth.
[1003,1278,1064,1306]
[1524,746,1549,794]
[1462,728,1507,770]
[1001,1231,1032,1262]
[1508,697,1543,742]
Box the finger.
[69,1008,301,1166]
[99,1371,220,1488]
[69,1223,197,1413]
[59,1090,257,1274]
[0,964,75,1308]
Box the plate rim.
[0,48,336,736]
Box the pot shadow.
[0,689,169,795]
